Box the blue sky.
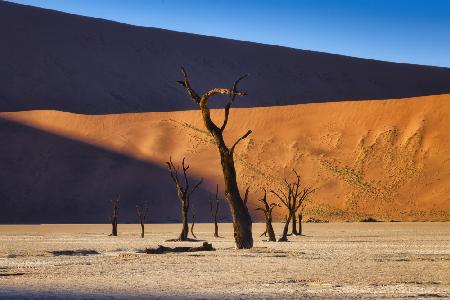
[11,0,450,67]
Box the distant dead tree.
[271,170,315,242]
[136,201,149,238]
[209,184,222,238]
[166,156,203,241]
[255,189,279,242]
[298,211,304,236]
[177,67,253,249]
[110,195,120,237]
[291,194,301,236]
[294,189,312,236]
[190,206,197,239]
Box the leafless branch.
[243,186,250,205]
[177,66,201,103]
[220,74,248,132]
[230,130,252,155]
[188,178,204,198]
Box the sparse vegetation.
[360,217,380,222]
[305,217,329,223]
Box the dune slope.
[1,1,450,114]
[1,94,449,223]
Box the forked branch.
[220,74,248,131]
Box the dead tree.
[209,184,222,238]
[290,193,302,236]
[177,67,253,249]
[255,189,279,242]
[190,206,197,239]
[298,211,303,235]
[110,195,120,237]
[291,212,298,235]
[166,156,203,241]
[271,170,315,242]
[136,201,149,238]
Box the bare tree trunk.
[220,152,253,248]
[140,222,145,238]
[112,218,118,236]
[179,204,189,241]
[298,212,303,236]
[279,213,293,242]
[266,216,276,242]
[190,208,197,239]
[292,213,300,235]
[210,184,221,238]
[111,196,119,237]
[214,218,219,238]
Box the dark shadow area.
[0,288,186,300]
[1,1,450,114]
[0,117,225,224]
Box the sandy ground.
[0,223,449,299]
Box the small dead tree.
[166,156,203,241]
[209,184,222,238]
[296,197,313,235]
[136,201,149,238]
[271,170,314,242]
[255,189,279,242]
[178,67,253,249]
[190,206,197,239]
[291,212,299,235]
[298,211,303,235]
[110,195,120,237]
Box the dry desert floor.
[0,223,449,299]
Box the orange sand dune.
[1,94,449,222]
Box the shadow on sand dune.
[0,117,224,224]
[1,1,450,114]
